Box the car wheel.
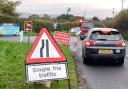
[118,58,124,65]
[115,58,124,65]
[80,35,84,40]
[82,54,89,64]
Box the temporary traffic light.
[79,18,84,26]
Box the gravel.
[71,52,89,89]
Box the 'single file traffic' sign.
[25,28,68,82]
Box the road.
[71,36,128,89]
[0,36,36,43]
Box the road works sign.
[25,28,68,82]
[54,31,70,45]
[26,63,68,82]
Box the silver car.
[82,28,126,65]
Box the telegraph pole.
[83,10,86,19]
[66,7,71,33]
[121,0,125,10]
[112,8,115,17]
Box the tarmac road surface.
[70,36,128,89]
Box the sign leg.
[57,80,59,89]
[68,79,71,89]
[44,81,51,88]
[28,35,30,45]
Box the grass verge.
[0,41,77,89]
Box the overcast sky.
[16,0,128,18]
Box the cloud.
[17,0,127,18]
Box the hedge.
[17,18,79,33]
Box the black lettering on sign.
[53,66,61,71]
[39,72,56,78]
[32,67,50,73]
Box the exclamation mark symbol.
[46,39,49,57]
[40,39,44,57]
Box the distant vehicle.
[70,27,80,35]
[79,20,95,40]
[82,28,126,65]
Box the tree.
[28,14,40,19]
[92,16,100,21]
[112,9,128,31]
[56,14,76,21]
[56,14,67,20]
[101,17,112,27]
[43,14,51,20]
[0,0,21,22]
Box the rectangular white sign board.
[26,63,68,82]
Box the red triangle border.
[25,28,66,64]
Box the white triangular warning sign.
[25,28,66,64]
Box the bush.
[0,16,17,23]
[101,18,112,28]
[112,9,128,31]
[93,21,105,27]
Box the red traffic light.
[79,18,84,26]
[79,19,84,23]
[79,19,83,23]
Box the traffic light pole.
[66,8,71,33]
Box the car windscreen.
[82,22,94,29]
[90,31,122,41]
